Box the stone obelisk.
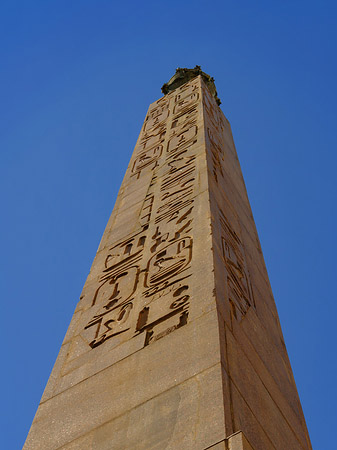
[24,67,311,449]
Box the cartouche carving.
[139,193,154,226]
[219,209,255,322]
[174,82,199,102]
[84,302,134,348]
[83,234,147,348]
[137,124,166,153]
[171,105,198,131]
[167,125,197,153]
[203,87,224,133]
[207,127,225,183]
[143,103,169,132]
[132,145,162,178]
[174,92,199,114]
[145,237,192,287]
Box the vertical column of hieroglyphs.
[25,76,225,450]
[80,76,204,353]
[201,79,311,450]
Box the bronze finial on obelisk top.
[161,65,221,105]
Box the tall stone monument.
[25,67,311,449]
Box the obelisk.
[24,67,311,449]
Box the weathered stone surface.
[25,310,223,449]
[24,73,311,449]
[59,364,226,450]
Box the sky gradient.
[1,1,336,448]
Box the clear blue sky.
[1,1,336,448]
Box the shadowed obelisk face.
[24,70,311,450]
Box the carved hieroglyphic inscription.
[219,209,255,322]
[201,78,255,322]
[203,86,224,134]
[84,233,146,348]
[82,78,200,350]
[174,92,199,114]
[143,101,169,132]
[82,76,253,349]
[132,145,162,179]
[203,85,227,184]
[207,127,225,184]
